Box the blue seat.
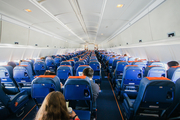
[122,77,175,120]
[73,57,79,62]
[64,76,93,120]
[13,65,33,94]
[33,61,46,75]
[67,60,75,67]
[74,61,85,75]
[20,61,34,76]
[118,65,143,98]
[13,65,34,84]
[56,65,73,84]
[112,59,121,72]
[45,59,56,72]
[31,75,60,106]
[89,61,101,84]
[144,65,166,77]
[60,61,71,66]
[167,66,180,83]
[54,57,62,68]
[163,78,180,119]
[0,66,20,94]
[76,65,91,76]
[113,61,128,86]
[0,79,29,117]
[133,61,146,73]
[149,61,164,67]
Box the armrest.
[116,79,122,86]
[123,93,133,108]
[10,90,28,103]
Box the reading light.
[117,4,123,8]
[25,9,32,12]
[101,33,103,35]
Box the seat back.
[67,60,75,67]
[33,61,46,75]
[76,65,91,76]
[133,77,175,116]
[115,61,129,77]
[57,65,73,84]
[121,65,143,92]
[74,61,85,72]
[73,57,79,62]
[31,75,57,105]
[112,59,121,71]
[163,78,180,118]
[54,57,62,68]
[0,66,20,94]
[150,62,164,67]
[167,66,180,83]
[64,76,93,111]
[13,65,33,83]
[45,59,56,71]
[147,66,166,77]
[60,61,71,66]
[20,61,34,76]
[133,62,146,72]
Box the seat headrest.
[146,77,170,81]
[68,76,86,79]
[37,75,56,78]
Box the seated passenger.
[35,91,80,120]
[82,68,99,101]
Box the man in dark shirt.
[83,68,99,101]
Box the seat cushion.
[74,110,91,120]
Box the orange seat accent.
[67,60,74,61]
[19,65,28,67]
[68,76,86,79]
[15,102,18,107]
[37,75,56,78]
[117,61,126,63]
[146,77,170,80]
[126,65,138,67]
[79,65,89,67]
[61,65,71,67]
[128,61,134,63]
[171,66,180,68]
[148,65,160,67]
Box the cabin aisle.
[96,69,123,120]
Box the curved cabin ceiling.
[0,0,163,45]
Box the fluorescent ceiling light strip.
[29,0,85,42]
[94,0,108,42]
[100,0,165,44]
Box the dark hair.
[35,91,69,120]
[83,68,94,78]
[167,61,179,67]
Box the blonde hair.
[35,91,69,120]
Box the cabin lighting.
[101,33,103,35]
[25,9,32,12]
[117,4,123,8]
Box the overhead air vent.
[126,43,128,45]
[35,44,38,46]
[139,40,142,43]
[168,32,175,37]
[47,45,49,47]
[14,42,19,44]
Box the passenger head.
[167,61,179,68]
[112,55,116,58]
[83,68,94,79]
[44,70,56,75]
[35,91,69,120]
[124,54,127,56]
[77,55,81,59]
